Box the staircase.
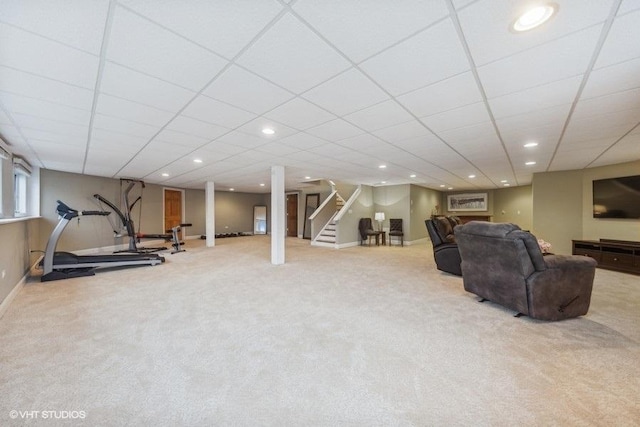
[313,195,345,246]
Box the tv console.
[572,239,640,275]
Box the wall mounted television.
[592,175,640,219]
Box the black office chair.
[358,218,379,246]
[388,218,404,246]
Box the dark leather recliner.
[454,221,597,321]
[425,216,462,276]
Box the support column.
[271,165,285,265]
[205,181,215,247]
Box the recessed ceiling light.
[381,181,387,184]
[193,158,203,163]
[262,127,275,135]
[439,184,445,188]
[526,161,537,166]
[229,188,235,191]
[504,183,511,187]
[448,187,453,190]
[259,183,265,187]
[468,174,476,179]
[512,4,557,32]
[524,142,539,148]
[410,174,416,178]
[304,176,311,180]
[500,179,508,183]
[161,173,169,177]
[379,164,387,169]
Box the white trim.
[334,185,361,222]
[336,241,360,249]
[405,237,430,246]
[308,190,336,220]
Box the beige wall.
[374,184,410,234]
[214,190,268,234]
[531,160,640,255]
[410,185,441,241]
[0,219,39,309]
[493,185,533,231]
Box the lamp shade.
[374,212,385,221]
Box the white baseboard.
[336,241,360,249]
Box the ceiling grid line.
[546,0,624,172]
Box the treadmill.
[41,200,165,282]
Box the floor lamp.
[374,212,385,232]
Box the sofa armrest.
[526,255,597,320]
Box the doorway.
[303,193,320,240]
[164,188,184,238]
[254,205,267,235]
[286,194,298,237]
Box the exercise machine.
[40,200,164,282]
[94,179,190,254]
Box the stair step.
[316,238,335,243]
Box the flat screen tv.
[593,175,640,219]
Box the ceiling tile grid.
[0,0,639,193]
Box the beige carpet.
[1,236,639,426]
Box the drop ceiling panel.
[589,134,640,167]
[496,104,571,141]
[277,133,327,150]
[549,148,605,171]
[361,19,470,96]
[96,94,175,127]
[2,1,640,192]
[237,13,351,94]
[0,23,99,89]
[478,26,601,99]
[343,100,413,132]
[420,102,490,134]
[107,7,227,91]
[305,119,365,141]
[372,120,433,144]
[594,9,640,69]
[92,114,160,139]
[264,98,336,130]
[235,118,298,141]
[0,66,93,110]
[1,93,90,126]
[398,72,483,118]
[117,156,169,179]
[573,88,640,120]
[293,0,448,63]
[619,0,640,15]
[14,116,88,140]
[154,128,209,149]
[562,110,640,144]
[181,95,255,129]
[100,63,196,113]
[459,0,612,66]
[302,68,389,116]
[489,76,581,120]
[203,65,294,115]
[581,57,640,100]
[90,128,149,151]
[0,0,109,54]
[254,141,303,157]
[118,0,282,59]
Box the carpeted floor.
[0,236,639,426]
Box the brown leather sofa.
[454,221,597,321]
[425,216,462,276]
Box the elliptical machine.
[40,201,165,282]
[94,179,190,254]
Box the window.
[14,172,27,216]
[13,156,32,217]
